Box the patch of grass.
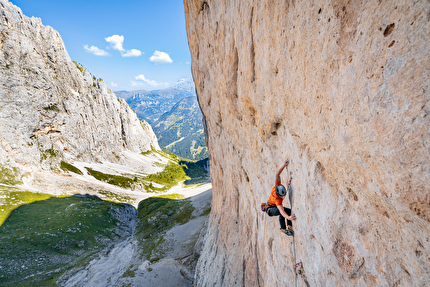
[144,162,187,192]
[152,162,164,168]
[42,104,60,113]
[134,197,194,263]
[120,268,136,278]
[156,194,186,200]
[141,146,156,156]
[85,167,137,189]
[0,165,22,185]
[112,152,121,161]
[0,188,57,226]
[40,147,57,162]
[60,161,83,175]
[159,149,181,161]
[0,194,135,286]
[202,207,211,216]
[98,190,134,204]
[140,151,209,191]
[73,61,84,74]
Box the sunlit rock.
[0,0,159,177]
[184,0,430,286]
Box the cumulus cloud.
[110,82,118,88]
[122,49,142,57]
[149,50,173,64]
[84,45,110,56]
[134,74,168,87]
[105,35,125,51]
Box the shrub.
[42,104,60,112]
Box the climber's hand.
[289,214,296,220]
[284,153,290,166]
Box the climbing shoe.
[281,228,294,236]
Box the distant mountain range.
[115,79,196,124]
[153,96,208,160]
[115,79,208,160]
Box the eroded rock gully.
[184,0,430,286]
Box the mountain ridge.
[153,96,208,160]
[115,79,209,160]
[115,78,196,124]
[0,0,159,185]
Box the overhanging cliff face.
[184,0,430,286]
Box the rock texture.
[184,0,430,286]
[0,0,159,176]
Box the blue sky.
[10,0,192,91]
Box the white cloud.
[186,61,190,64]
[134,74,169,87]
[122,49,142,57]
[149,50,173,64]
[105,35,125,51]
[84,45,109,56]
[130,81,143,87]
[110,82,118,88]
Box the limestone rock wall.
[0,0,159,172]
[184,0,430,286]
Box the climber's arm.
[275,159,289,182]
[277,205,296,221]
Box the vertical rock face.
[0,0,159,172]
[184,0,430,286]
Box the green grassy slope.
[152,96,209,161]
[0,195,135,286]
[134,197,195,263]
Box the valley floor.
[0,149,212,286]
[60,183,212,287]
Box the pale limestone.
[0,0,159,176]
[184,0,430,286]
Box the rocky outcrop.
[184,0,430,286]
[0,0,159,175]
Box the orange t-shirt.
[267,180,283,206]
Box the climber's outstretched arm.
[275,159,289,182]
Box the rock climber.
[265,158,296,236]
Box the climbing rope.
[287,171,300,287]
[293,235,298,287]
